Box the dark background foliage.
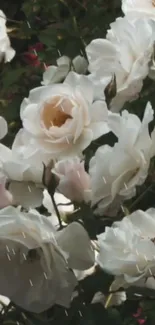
[1,0,155,324]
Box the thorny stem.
[51,195,63,229]
[0,15,22,24]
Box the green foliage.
[1,0,155,324]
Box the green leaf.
[39,28,57,47]
[2,68,25,88]
[107,308,123,325]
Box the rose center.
[152,0,155,6]
[42,96,72,129]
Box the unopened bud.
[104,74,117,107]
[42,160,59,196]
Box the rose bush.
[1,0,155,323]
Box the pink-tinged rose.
[0,183,12,208]
[53,157,92,203]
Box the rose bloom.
[86,17,155,112]
[0,10,15,62]
[17,71,109,159]
[89,103,155,216]
[52,157,92,203]
[122,0,155,20]
[97,208,155,292]
[0,206,94,312]
[0,134,46,208]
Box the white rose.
[52,156,92,203]
[90,103,155,216]
[122,0,155,20]
[86,17,155,112]
[0,10,15,62]
[0,206,94,312]
[0,139,45,208]
[97,208,155,291]
[42,55,88,86]
[18,71,109,159]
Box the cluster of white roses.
[1,0,155,312]
[95,0,155,299]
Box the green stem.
[51,195,63,229]
[0,15,22,24]
[129,183,154,212]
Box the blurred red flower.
[133,308,146,325]
[24,42,44,67]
